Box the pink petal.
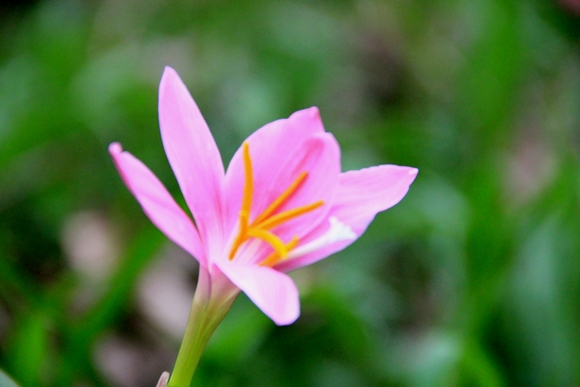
[276,165,418,272]
[216,261,300,325]
[109,143,205,265]
[223,108,340,243]
[158,67,225,255]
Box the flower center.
[228,142,324,265]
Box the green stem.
[167,269,237,387]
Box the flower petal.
[276,165,418,271]
[223,108,340,245]
[109,143,205,265]
[158,67,225,255]
[216,261,300,325]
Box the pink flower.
[109,67,417,326]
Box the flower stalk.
[168,268,238,387]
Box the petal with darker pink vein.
[223,111,340,240]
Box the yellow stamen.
[246,228,288,258]
[260,235,299,267]
[254,200,324,231]
[252,172,308,225]
[228,142,324,261]
[241,143,253,226]
[229,211,249,260]
[229,143,253,260]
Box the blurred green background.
[1,0,580,386]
